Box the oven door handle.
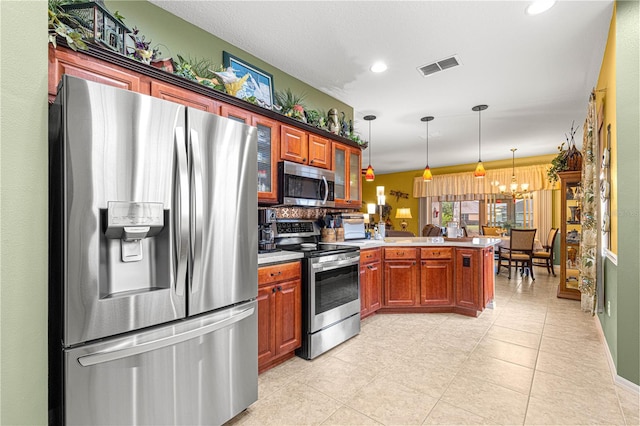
[312,256,360,272]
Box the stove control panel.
[275,220,318,236]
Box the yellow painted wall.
[362,154,555,236]
[595,3,617,254]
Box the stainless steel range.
[275,220,360,359]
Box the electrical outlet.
[607,301,611,317]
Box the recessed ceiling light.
[526,0,556,15]
[370,62,388,73]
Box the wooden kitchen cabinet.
[482,246,495,308]
[257,261,301,373]
[383,248,418,307]
[220,105,280,204]
[454,248,481,312]
[360,248,382,319]
[49,46,147,102]
[332,143,362,208]
[280,125,331,169]
[419,248,454,306]
[151,80,220,113]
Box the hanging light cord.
[368,119,372,164]
[478,108,482,162]
[426,120,429,165]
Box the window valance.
[412,164,553,199]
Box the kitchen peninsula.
[343,237,498,318]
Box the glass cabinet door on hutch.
[332,144,361,208]
[558,171,581,300]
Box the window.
[432,200,480,235]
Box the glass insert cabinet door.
[348,151,360,204]
[256,123,272,193]
[558,170,581,300]
[334,148,346,200]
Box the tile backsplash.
[260,206,358,220]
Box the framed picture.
[223,51,274,108]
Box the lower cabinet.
[383,248,418,306]
[380,246,493,316]
[360,248,382,319]
[257,261,302,373]
[419,248,454,306]
[454,248,481,311]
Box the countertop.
[258,250,304,266]
[331,236,502,249]
[258,236,501,266]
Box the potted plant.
[547,122,583,184]
[275,89,307,122]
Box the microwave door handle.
[190,129,204,296]
[321,176,329,205]
[174,127,189,296]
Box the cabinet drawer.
[420,247,453,260]
[384,248,417,260]
[361,248,381,263]
[258,262,301,286]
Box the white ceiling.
[150,0,614,174]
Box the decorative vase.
[564,145,583,171]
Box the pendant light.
[421,116,434,181]
[472,104,488,178]
[364,115,376,182]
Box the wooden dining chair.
[482,225,502,236]
[532,228,559,276]
[497,228,537,280]
[421,224,442,237]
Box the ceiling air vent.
[417,55,461,77]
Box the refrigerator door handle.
[174,127,189,297]
[77,305,255,367]
[189,128,204,295]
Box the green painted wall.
[1,1,49,424]
[600,258,618,364]
[612,0,639,385]
[105,1,354,123]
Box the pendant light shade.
[472,104,488,178]
[421,116,434,182]
[364,115,376,182]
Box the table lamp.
[395,208,412,231]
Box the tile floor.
[229,270,640,425]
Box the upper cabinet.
[332,143,361,208]
[220,105,279,204]
[151,81,220,113]
[280,126,331,169]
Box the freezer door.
[188,110,258,315]
[52,76,189,346]
[63,300,258,425]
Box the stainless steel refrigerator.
[48,75,258,425]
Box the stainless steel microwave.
[278,161,335,207]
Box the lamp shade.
[365,164,375,181]
[395,208,412,219]
[423,165,433,181]
[474,161,486,178]
[367,203,377,214]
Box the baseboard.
[593,315,640,395]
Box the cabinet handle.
[277,286,282,292]
[433,251,440,256]
[303,157,307,162]
[412,261,416,266]
[270,271,282,277]
[366,254,373,258]
[272,287,277,293]
[310,159,314,164]
[422,261,426,266]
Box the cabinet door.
[308,134,331,169]
[257,286,276,366]
[420,259,454,306]
[348,149,362,207]
[49,46,146,101]
[151,81,220,113]
[333,145,347,202]
[558,171,582,300]
[482,247,495,307]
[280,125,308,164]
[360,264,370,318]
[220,104,252,124]
[275,279,302,354]
[383,261,417,306]
[455,249,480,310]
[368,260,382,312]
[252,115,280,204]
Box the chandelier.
[499,148,530,199]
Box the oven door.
[308,253,360,332]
